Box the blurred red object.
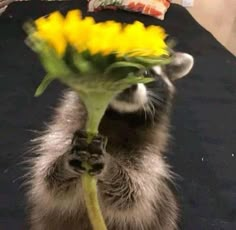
[0,0,15,14]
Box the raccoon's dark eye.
[143,69,160,79]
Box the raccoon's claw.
[71,130,88,150]
[89,134,107,155]
[68,130,107,175]
[68,159,86,174]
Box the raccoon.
[26,52,194,230]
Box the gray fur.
[26,53,194,230]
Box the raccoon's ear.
[163,52,194,81]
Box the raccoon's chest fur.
[27,91,178,230]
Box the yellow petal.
[35,12,66,56]
[33,9,168,58]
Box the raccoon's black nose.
[130,84,138,91]
[123,84,137,93]
[116,84,138,102]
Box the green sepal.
[34,74,55,97]
[104,61,145,75]
[36,42,72,77]
[126,55,171,66]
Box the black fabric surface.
[0,1,236,229]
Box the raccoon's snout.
[124,84,138,92]
[110,83,148,113]
[116,84,138,102]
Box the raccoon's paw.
[68,130,107,176]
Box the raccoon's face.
[110,52,194,116]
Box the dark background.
[0,1,236,229]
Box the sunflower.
[25,9,171,230]
[34,10,169,58]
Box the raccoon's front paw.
[68,130,107,176]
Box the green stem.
[81,171,107,230]
[48,75,151,230]
[79,92,112,230]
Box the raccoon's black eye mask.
[143,69,161,79]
